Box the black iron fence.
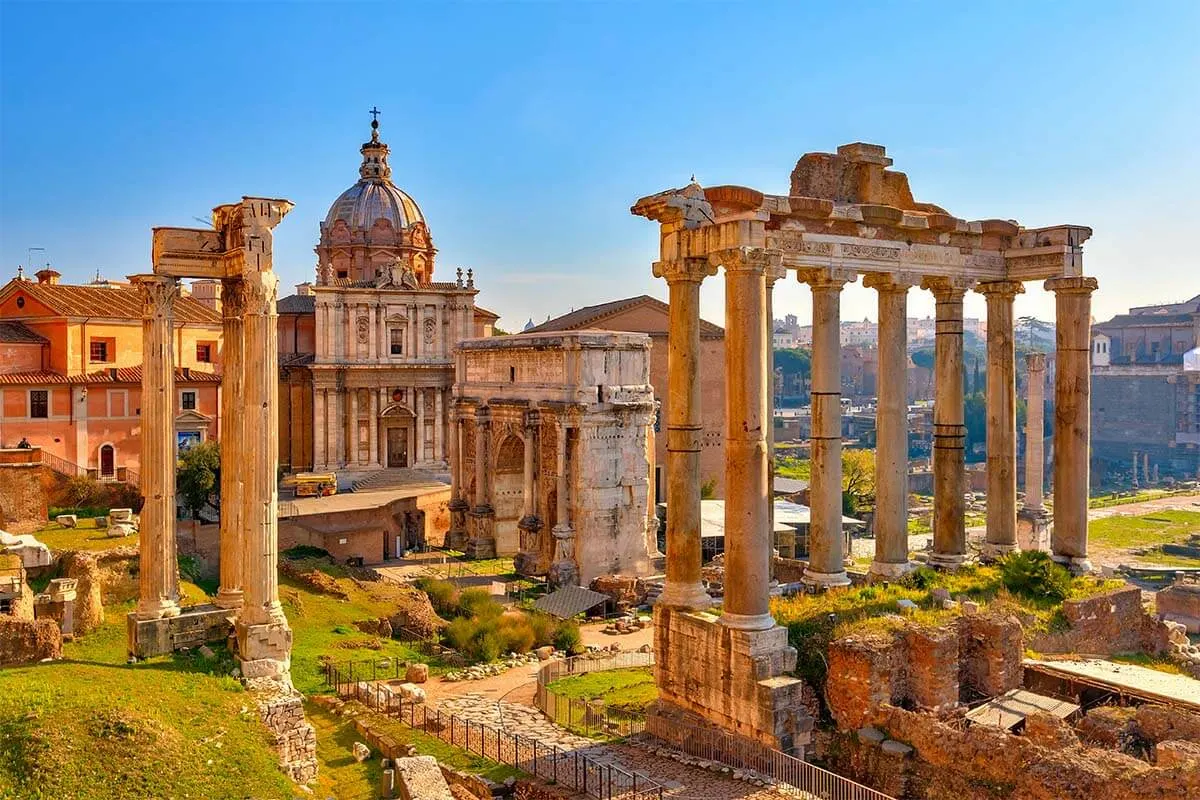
[534,651,655,739]
[325,662,664,800]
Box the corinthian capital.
[1044,276,1099,296]
[921,275,976,300]
[863,271,919,292]
[652,257,717,284]
[220,278,250,318]
[709,247,782,275]
[131,274,179,319]
[797,267,857,290]
[976,279,1026,300]
[242,270,279,313]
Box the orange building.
[0,269,224,481]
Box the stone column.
[132,274,181,620]
[1023,353,1047,512]
[415,388,425,465]
[866,274,915,578]
[434,387,444,463]
[515,409,545,575]
[332,387,344,467]
[447,406,469,550]
[236,268,292,678]
[713,248,780,628]
[1047,276,1099,572]
[466,406,496,558]
[368,389,379,467]
[548,419,578,587]
[651,257,716,610]
[215,278,246,610]
[348,388,359,467]
[980,280,1025,560]
[923,277,972,569]
[803,269,855,588]
[313,388,327,470]
[765,264,785,559]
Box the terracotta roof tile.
[0,366,221,385]
[0,322,48,344]
[278,294,316,314]
[1,280,220,324]
[524,294,724,339]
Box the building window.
[89,339,110,362]
[390,328,404,356]
[30,390,48,419]
[181,390,197,411]
[108,390,127,417]
[196,342,213,363]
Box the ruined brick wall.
[958,612,1023,698]
[903,626,959,712]
[826,632,902,729]
[0,617,61,665]
[1134,704,1200,747]
[1156,582,1200,632]
[0,462,48,534]
[771,556,807,584]
[862,705,1200,800]
[1031,586,1165,656]
[256,690,317,783]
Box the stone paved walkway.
[433,694,802,799]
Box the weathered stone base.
[979,542,1017,563]
[653,605,811,754]
[253,685,317,784]
[802,567,852,588]
[464,508,496,558]
[928,551,968,570]
[547,558,580,589]
[513,550,550,577]
[127,604,233,659]
[1051,554,1094,575]
[1016,508,1051,551]
[868,560,916,580]
[236,617,294,679]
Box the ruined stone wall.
[0,617,61,665]
[59,550,112,636]
[1156,581,1200,633]
[0,462,48,534]
[903,626,959,712]
[255,690,317,784]
[958,612,1023,698]
[1031,586,1163,656]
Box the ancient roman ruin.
[128,197,294,681]
[449,331,658,585]
[634,142,1099,750]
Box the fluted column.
[803,268,855,588]
[314,389,327,470]
[215,278,246,610]
[415,388,426,466]
[348,388,359,466]
[923,277,972,569]
[333,387,344,467]
[980,280,1025,559]
[712,248,780,627]
[1047,276,1099,572]
[132,274,181,620]
[652,257,716,611]
[447,405,469,550]
[434,387,444,464]
[515,409,545,575]
[866,274,915,578]
[466,406,496,558]
[1023,353,1047,512]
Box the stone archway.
[492,434,524,555]
[380,403,414,469]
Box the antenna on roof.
[192,216,214,228]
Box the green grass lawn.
[32,518,131,553]
[1088,510,1200,550]
[1088,488,1199,509]
[0,587,295,800]
[545,667,658,713]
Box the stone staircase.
[350,468,449,493]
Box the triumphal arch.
[127,196,294,682]
[634,143,1097,752]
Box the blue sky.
[2,1,1198,330]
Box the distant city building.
[771,315,987,349]
[1091,293,1200,483]
[0,269,224,479]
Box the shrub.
[497,614,536,654]
[904,566,938,591]
[553,620,583,655]
[282,545,331,561]
[529,612,556,648]
[64,475,102,509]
[457,587,501,620]
[414,578,460,617]
[444,617,478,654]
[999,551,1073,603]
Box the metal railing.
[325,662,663,799]
[39,450,87,478]
[645,714,895,800]
[535,651,655,738]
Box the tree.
[964,391,987,461]
[64,474,102,509]
[177,441,220,519]
[841,449,876,515]
[774,347,811,379]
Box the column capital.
[220,277,249,318]
[798,266,856,290]
[652,256,716,284]
[709,246,782,275]
[1044,275,1099,295]
[921,275,975,300]
[1025,351,1047,372]
[130,274,179,315]
[863,271,920,292]
[243,269,280,313]
[976,279,1026,299]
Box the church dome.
[324,181,424,231]
[321,115,424,232]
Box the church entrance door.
[387,427,408,468]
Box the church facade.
[277,117,497,473]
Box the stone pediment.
[175,409,213,425]
[386,311,409,323]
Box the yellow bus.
[282,472,338,498]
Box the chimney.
[35,268,61,285]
